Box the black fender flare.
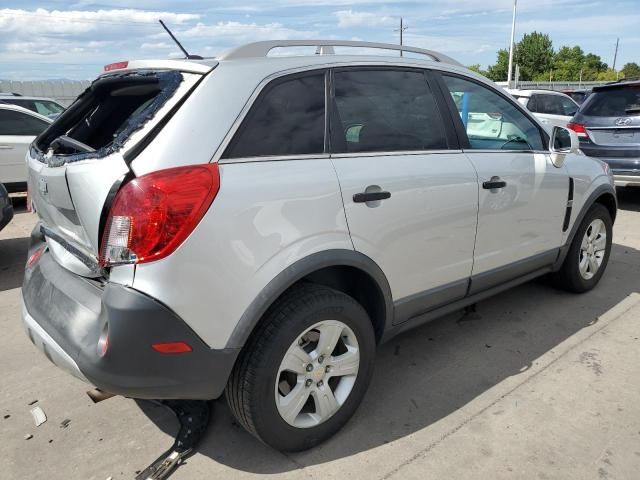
[225,249,394,349]
[553,182,617,270]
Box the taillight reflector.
[567,122,588,138]
[99,163,220,267]
[152,342,193,354]
[26,248,43,268]
[104,61,129,72]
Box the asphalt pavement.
[3,189,640,480]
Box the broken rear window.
[33,70,183,165]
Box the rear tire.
[551,203,612,293]
[226,283,376,452]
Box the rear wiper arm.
[50,135,96,154]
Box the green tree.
[515,31,554,80]
[582,53,608,80]
[467,64,489,77]
[486,48,509,81]
[596,69,618,81]
[621,62,640,79]
[553,46,584,80]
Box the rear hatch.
[576,83,640,158]
[28,61,213,277]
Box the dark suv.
[568,80,640,186]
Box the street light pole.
[507,0,518,87]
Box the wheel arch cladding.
[594,191,617,224]
[225,250,394,349]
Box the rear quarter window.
[223,72,326,158]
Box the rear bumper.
[22,245,239,400]
[612,173,640,187]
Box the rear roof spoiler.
[100,59,216,76]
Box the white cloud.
[334,10,394,28]
[180,21,315,41]
[0,8,199,36]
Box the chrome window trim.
[219,153,331,164]
[331,149,463,159]
[461,149,548,155]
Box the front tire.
[551,203,612,293]
[226,284,376,452]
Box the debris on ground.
[30,406,47,427]
[3,414,10,419]
[24,434,33,440]
[60,419,71,429]
[135,400,210,480]
[27,400,38,406]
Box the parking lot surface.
[3,190,640,480]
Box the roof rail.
[220,40,462,67]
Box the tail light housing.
[99,163,220,267]
[567,122,588,139]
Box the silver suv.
[22,40,616,452]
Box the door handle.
[0,145,14,150]
[353,191,391,203]
[482,177,507,190]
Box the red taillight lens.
[152,342,193,354]
[99,164,220,266]
[567,122,588,138]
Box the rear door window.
[582,86,640,116]
[223,72,326,158]
[331,69,448,153]
[0,109,49,136]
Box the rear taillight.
[567,122,588,139]
[99,164,220,267]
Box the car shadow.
[138,240,640,473]
[616,186,640,212]
[0,197,30,292]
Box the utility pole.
[395,17,408,56]
[612,37,619,71]
[507,0,518,87]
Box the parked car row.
[506,81,640,186]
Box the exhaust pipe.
[86,388,115,404]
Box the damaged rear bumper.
[21,246,238,400]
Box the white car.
[507,89,579,130]
[0,94,66,120]
[0,104,51,191]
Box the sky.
[0,0,638,80]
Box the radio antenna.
[158,19,203,60]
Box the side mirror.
[549,126,578,168]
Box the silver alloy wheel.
[275,320,360,429]
[579,218,607,280]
